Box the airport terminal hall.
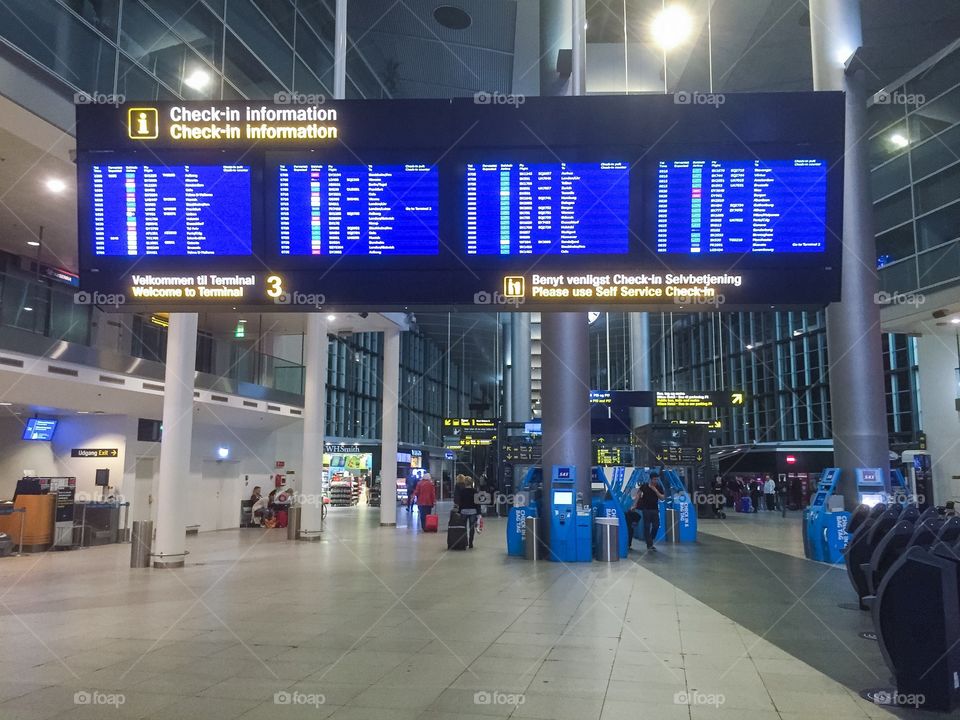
[5,0,960,718]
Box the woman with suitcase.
[454,475,480,548]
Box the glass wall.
[0,0,385,101]
[871,42,960,294]
[646,311,920,448]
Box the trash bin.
[287,506,301,540]
[595,517,619,562]
[664,508,680,543]
[525,516,542,561]
[130,520,152,568]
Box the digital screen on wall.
[277,163,439,256]
[655,159,827,254]
[90,163,252,256]
[75,94,845,310]
[464,162,629,255]
[22,418,57,441]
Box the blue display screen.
[23,418,57,441]
[655,159,827,254]
[277,164,439,256]
[91,164,252,256]
[465,162,630,255]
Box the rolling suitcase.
[738,496,752,513]
[424,513,439,532]
[447,510,468,550]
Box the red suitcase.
[424,514,439,532]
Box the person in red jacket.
[411,473,436,531]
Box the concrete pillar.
[379,327,400,525]
[510,313,531,422]
[153,313,198,568]
[810,0,890,508]
[540,312,593,526]
[539,0,572,96]
[629,312,652,430]
[915,332,960,504]
[503,315,513,424]
[298,314,328,540]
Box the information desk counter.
[0,495,54,551]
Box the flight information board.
[277,163,438,256]
[91,164,252,256]
[465,161,630,255]
[655,159,827,254]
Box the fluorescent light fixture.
[23,306,33,312]
[890,132,909,148]
[77,410,90,414]
[184,68,211,91]
[0,402,11,406]
[45,178,66,193]
[651,5,693,51]
[26,240,40,247]
[217,446,230,459]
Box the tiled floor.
[0,503,901,719]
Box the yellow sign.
[504,276,525,298]
[731,392,745,405]
[128,107,158,139]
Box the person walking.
[454,475,480,548]
[750,479,763,514]
[764,475,777,511]
[411,473,436,531]
[638,472,665,551]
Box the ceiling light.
[27,240,40,247]
[184,68,211,91]
[327,314,336,321]
[45,178,66,193]
[217,445,230,459]
[951,318,960,325]
[835,46,855,65]
[889,132,909,149]
[23,306,33,312]
[651,5,693,51]
[0,402,11,406]
[77,410,90,414]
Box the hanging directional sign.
[71,448,119,458]
[589,390,745,409]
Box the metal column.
[811,0,890,508]
[299,314,328,540]
[510,313,531,422]
[153,313,197,568]
[629,312,652,430]
[379,327,401,526]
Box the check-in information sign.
[76,94,844,312]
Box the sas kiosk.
[802,468,849,564]
[549,466,593,563]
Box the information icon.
[127,108,158,140]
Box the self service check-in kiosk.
[854,468,887,507]
[802,468,849,563]
[548,466,592,562]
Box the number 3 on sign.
[265,275,285,298]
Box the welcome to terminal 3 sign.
[75,93,844,312]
